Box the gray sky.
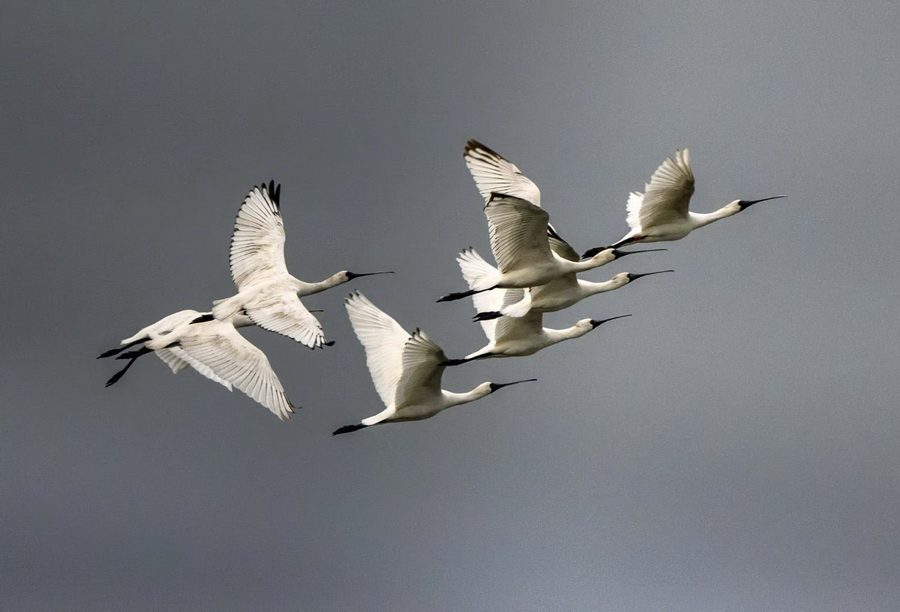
[3,1,900,610]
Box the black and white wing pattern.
[229,181,290,291]
[464,139,542,206]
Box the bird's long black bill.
[739,195,787,209]
[614,248,667,258]
[590,314,632,328]
[347,271,395,279]
[490,378,538,391]
[629,269,674,281]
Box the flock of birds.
[99,140,784,434]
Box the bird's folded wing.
[178,325,294,420]
[245,291,326,349]
[229,181,291,291]
[546,224,580,262]
[464,140,542,207]
[162,346,234,391]
[485,195,553,273]
[394,329,447,407]
[345,291,409,409]
[637,149,695,230]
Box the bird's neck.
[545,325,590,345]
[295,272,346,295]
[579,278,619,297]
[690,203,740,228]
[442,386,490,408]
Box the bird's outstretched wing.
[178,323,295,420]
[464,140,541,207]
[161,345,234,391]
[485,194,553,273]
[229,181,290,291]
[394,329,447,407]
[344,291,410,410]
[627,149,695,232]
[244,291,326,349]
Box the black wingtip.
[324,340,335,347]
[333,423,368,436]
[266,180,281,208]
[190,313,215,324]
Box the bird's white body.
[334,292,533,433]
[212,181,391,349]
[598,149,784,251]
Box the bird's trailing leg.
[105,346,153,387]
[441,353,494,367]
[473,310,503,322]
[437,286,495,303]
[97,337,147,359]
[332,423,369,436]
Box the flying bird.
[212,181,393,348]
[437,193,653,302]
[99,309,297,420]
[332,291,536,435]
[461,224,670,320]
[583,149,785,257]
[442,281,631,365]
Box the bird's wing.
[546,224,580,262]
[229,181,291,291]
[631,149,695,230]
[394,329,447,407]
[492,289,540,338]
[244,290,326,349]
[345,291,409,409]
[485,194,553,273]
[156,347,189,374]
[464,140,541,207]
[162,345,234,391]
[178,324,295,420]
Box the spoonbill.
[437,193,656,302]
[442,282,631,365]
[458,225,670,320]
[211,181,393,348]
[99,309,297,420]
[583,149,785,257]
[332,291,536,435]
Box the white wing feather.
[344,291,410,411]
[485,194,553,273]
[393,329,447,408]
[177,323,295,420]
[229,182,290,291]
[464,140,541,207]
[629,149,695,231]
[244,290,326,349]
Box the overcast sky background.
[3,2,900,610]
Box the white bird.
[442,281,631,365]
[583,149,785,257]
[332,291,536,435]
[460,224,671,320]
[437,193,656,302]
[99,309,296,420]
[212,181,393,348]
